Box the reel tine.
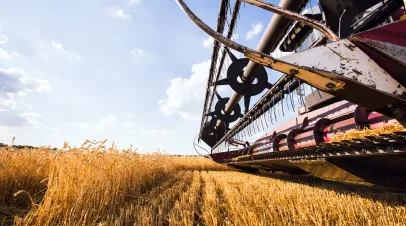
[244,95,251,114]
[224,46,238,62]
[288,84,295,112]
[317,89,323,99]
[281,91,285,117]
[311,86,316,97]
[295,88,301,107]
[263,105,268,128]
[273,98,277,121]
[251,115,255,134]
[246,124,249,140]
[251,116,255,135]
[247,119,251,137]
[240,126,243,141]
[257,112,262,132]
[302,83,306,96]
[268,103,272,123]
[213,78,230,86]
[214,91,222,100]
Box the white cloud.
[139,129,176,136]
[107,7,132,20]
[51,41,64,51]
[0,98,18,111]
[159,57,231,120]
[129,0,142,5]
[0,68,50,127]
[99,114,118,127]
[202,37,213,48]
[129,48,145,58]
[36,41,82,61]
[0,68,51,98]
[0,48,18,61]
[0,109,29,127]
[245,22,263,40]
[51,40,82,60]
[122,121,136,127]
[0,29,7,45]
[19,112,46,128]
[159,60,211,120]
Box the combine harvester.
[177,0,406,188]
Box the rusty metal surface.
[277,39,405,95]
[349,19,406,66]
[351,19,406,47]
[349,19,406,87]
[242,0,339,41]
[360,40,406,67]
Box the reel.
[205,91,244,125]
[200,116,229,148]
[212,47,273,113]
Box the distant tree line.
[0,143,57,150]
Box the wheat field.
[1,141,406,226]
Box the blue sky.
[0,0,305,154]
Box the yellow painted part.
[231,155,251,161]
[244,52,346,92]
[290,159,364,182]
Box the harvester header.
[179,0,406,188]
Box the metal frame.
[177,0,406,151]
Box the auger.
[182,0,406,188]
